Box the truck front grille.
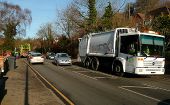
[143,61,162,67]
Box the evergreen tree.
[101,2,113,31]
[151,15,170,49]
[88,0,97,32]
[3,22,17,50]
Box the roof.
[147,6,170,16]
[136,13,145,20]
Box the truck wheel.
[112,63,124,77]
[91,57,99,71]
[84,57,91,68]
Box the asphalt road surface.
[30,59,170,105]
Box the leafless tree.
[56,3,82,38]
[36,23,57,52]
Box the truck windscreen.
[140,35,164,57]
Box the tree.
[87,0,97,32]
[36,23,56,53]
[56,36,71,53]
[0,2,32,51]
[151,15,170,48]
[56,4,82,38]
[101,2,113,31]
[3,22,17,50]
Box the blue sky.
[7,0,71,38]
[5,0,135,38]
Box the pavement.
[0,58,65,105]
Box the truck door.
[119,35,139,73]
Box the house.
[131,13,145,30]
[132,5,170,31]
[147,6,170,17]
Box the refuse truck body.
[78,28,165,76]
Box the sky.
[3,0,135,38]
[5,0,71,38]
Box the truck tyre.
[112,62,124,77]
[91,57,99,71]
[84,57,91,68]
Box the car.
[28,52,44,64]
[54,53,72,66]
[46,52,55,60]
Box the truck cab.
[118,31,165,75]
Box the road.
[30,59,170,105]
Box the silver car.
[54,53,72,66]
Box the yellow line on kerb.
[24,61,74,105]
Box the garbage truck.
[78,28,165,76]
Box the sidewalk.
[0,58,65,105]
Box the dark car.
[46,52,55,60]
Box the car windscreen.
[59,54,68,57]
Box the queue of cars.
[27,51,72,66]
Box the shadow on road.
[0,77,8,104]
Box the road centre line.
[143,84,170,92]
[93,77,111,79]
[73,71,97,80]
[85,70,118,79]
[47,60,117,80]
[120,85,160,89]
[74,68,118,79]
[73,69,118,79]
[47,60,118,79]
[119,86,170,105]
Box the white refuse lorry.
[78,28,165,76]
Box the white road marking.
[46,60,118,80]
[73,71,97,80]
[121,85,156,89]
[94,77,111,79]
[119,86,170,105]
[73,70,117,80]
[144,84,170,92]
